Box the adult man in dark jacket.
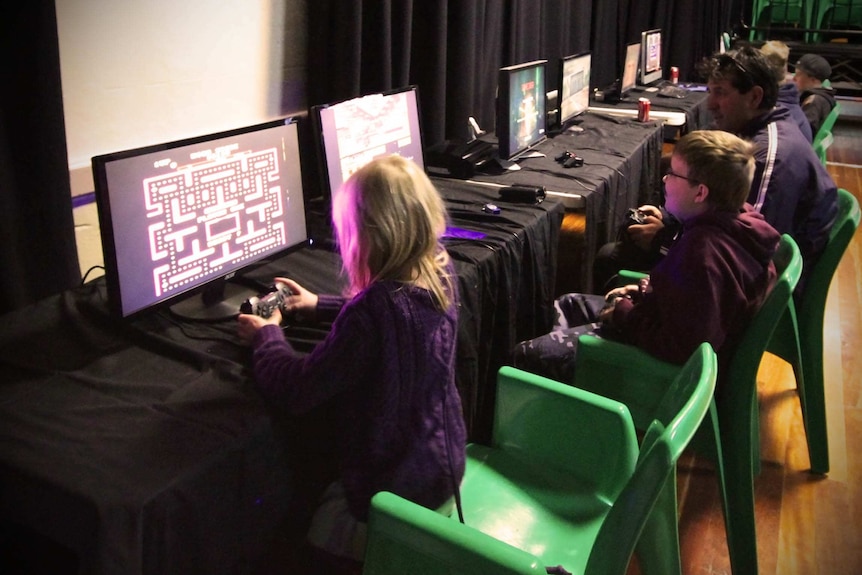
[593,45,837,295]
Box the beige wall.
[56,0,308,196]
[56,0,307,277]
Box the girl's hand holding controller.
[274,277,318,315]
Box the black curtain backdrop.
[306,0,737,152]
[591,0,737,89]
[1,3,80,316]
[307,0,593,150]
[0,0,744,316]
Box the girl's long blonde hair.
[332,155,453,310]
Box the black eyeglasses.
[663,169,700,185]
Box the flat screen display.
[497,59,547,161]
[559,52,592,127]
[621,42,641,97]
[640,29,663,85]
[92,118,308,319]
[313,86,424,202]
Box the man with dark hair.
[793,53,837,136]
[592,44,837,295]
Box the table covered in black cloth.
[590,87,712,137]
[0,182,563,575]
[457,111,666,292]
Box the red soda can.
[671,66,679,84]
[638,98,650,122]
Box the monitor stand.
[169,278,262,322]
[495,156,521,171]
[495,148,545,171]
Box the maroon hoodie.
[611,206,780,381]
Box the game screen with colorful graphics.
[92,118,307,319]
[497,59,547,160]
[314,86,424,202]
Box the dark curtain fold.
[0,0,738,317]
[1,3,80,316]
[306,0,592,148]
[591,0,732,88]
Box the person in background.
[238,155,466,574]
[793,53,837,137]
[760,40,813,142]
[514,130,780,386]
[591,44,837,296]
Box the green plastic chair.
[766,189,860,474]
[363,345,718,575]
[750,0,811,40]
[573,234,802,575]
[812,101,842,165]
[811,0,862,42]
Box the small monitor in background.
[558,51,591,129]
[312,86,425,203]
[640,28,663,85]
[496,59,548,161]
[621,42,641,99]
[92,117,309,320]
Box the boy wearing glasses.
[514,130,779,384]
[594,45,836,296]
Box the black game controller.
[563,155,584,168]
[626,208,648,226]
[240,282,292,318]
[555,150,584,168]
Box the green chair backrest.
[364,490,546,574]
[797,188,860,347]
[813,131,833,166]
[491,366,640,503]
[819,0,862,28]
[364,346,717,575]
[810,0,862,40]
[813,101,842,151]
[722,235,801,403]
[751,0,811,39]
[766,189,859,473]
[584,342,717,575]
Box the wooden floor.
[673,116,862,575]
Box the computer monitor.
[640,29,663,85]
[558,51,592,128]
[497,59,547,161]
[92,117,309,320]
[313,85,425,202]
[620,42,641,99]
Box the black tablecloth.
[593,87,713,135]
[0,285,291,575]
[0,183,563,574]
[460,112,665,292]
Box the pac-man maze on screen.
[143,148,285,298]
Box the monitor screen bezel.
[640,28,663,86]
[496,59,548,161]
[92,116,309,320]
[311,85,425,204]
[620,42,641,97]
[558,51,592,127]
